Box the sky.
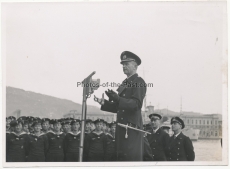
[1,1,227,115]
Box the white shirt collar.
[126,73,136,79]
[174,131,181,138]
[153,127,159,133]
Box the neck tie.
[174,135,176,139]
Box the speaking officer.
[96,51,147,161]
[165,117,195,161]
[146,113,169,161]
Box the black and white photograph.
[1,0,228,167]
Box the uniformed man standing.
[146,113,169,161]
[95,51,147,161]
[165,117,195,161]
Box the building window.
[203,131,205,135]
[203,120,205,124]
[215,131,218,136]
[211,120,212,124]
[196,120,197,124]
[200,120,201,124]
[215,121,217,125]
[207,120,209,125]
[192,120,193,124]
[187,119,189,124]
[211,131,213,135]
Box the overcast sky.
[2,1,227,114]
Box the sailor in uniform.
[41,118,52,134]
[84,119,108,161]
[85,119,93,135]
[46,119,65,162]
[64,119,81,162]
[165,117,195,161]
[104,121,116,161]
[96,51,147,161]
[6,120,29,162]
[27,119,49,162]
[146,113,169,161]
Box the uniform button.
[153,148,155,149]
[122,110,124,112]
[121,118,123,120]
[57,136,60,138]
[178,142,180,144]
[74,137,76,139]
[98,137,100,139]
[117,110,119,113]
[123,94,125,96]
[177,153,179,155]
[169,158,171,160]
[152,155,154,156]
[59,146,61,148]
[177,159,179,160]
[178,148,180,149]
[21,146,23,149]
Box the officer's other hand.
[108,89,120,103]
[94,95,104,105]
[105,90,113,102]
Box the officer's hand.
[94,95,104,105]
[108,89,120,103]
[105,90,113,102]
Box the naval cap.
[171,116,185,129]
[120,51,141,66]
[93,118,104,124]
[149,113,162,120]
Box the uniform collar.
[92,131,103,135]
[153,127,160,133]
[31,132,45,137]
[126,73,138,83]
[106,133,114,138]
[49,131,63,135]
[69,131,81,136]
[174,131,182,138]
[11,131,27,136]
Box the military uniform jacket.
[104,133,116,161]
[146,128,169,161]
[84,132,108,161]
[165,132,195,161]
[46,132,65,154]
[101,73,146,161]
[28,133,49,157]
[6,132,29,162]
[64,131,81,154]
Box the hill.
[6,86,106,118]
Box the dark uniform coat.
[6,132,29,162]
[143,136,153,161]
[27,133,49,162]
[84,132,108,161]
[165,132,195,161]
[46,132,65,162]
[146,128,169,161]
[101,73,146,161]
[64,131,81,162]
[104,133,116,161]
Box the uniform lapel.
[117,73,138,96]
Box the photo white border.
[0,0,228,168]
